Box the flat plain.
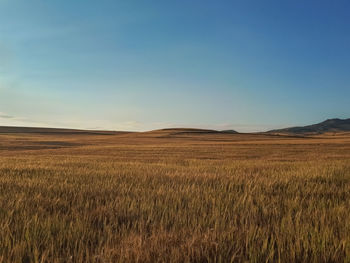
[0,129,350,262]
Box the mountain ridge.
[267,118,350,134]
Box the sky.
[0,0,349,132]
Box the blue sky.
[0,0,349,131]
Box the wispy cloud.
[0,112,14,119]
[83,120,143,131]
[0,111,48,127]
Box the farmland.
[0,129,350,262]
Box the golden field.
[0,129,350,262]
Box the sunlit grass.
[0,133,350,262]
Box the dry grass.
[0,130,350,262]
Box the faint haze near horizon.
[0,0,349,132]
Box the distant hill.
[141,128,238,138]
[268,118,350,134]
[0,126,239,136]
[0,126,123,135]
[221,129,239,134]
[158,128,220,134]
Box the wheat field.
[0,130,350,262]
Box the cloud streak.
[0,112,47,127]
[0,112,14,119]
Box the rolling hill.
[0,126,123,135]
[0,126,238,136]
[268,118,350,134]
[3,118,350,137]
